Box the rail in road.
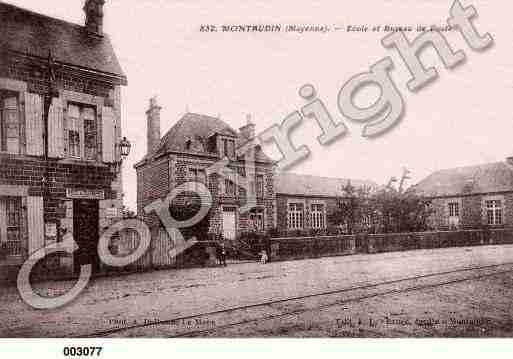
[78,261,513,338]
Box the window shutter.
[48,97,65,158]
[24,92,44,156]
[102,106,116,163]
[27,196,45,260]
[0,199,7,244]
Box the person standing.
[219,242,227,267]
[260,249,268,264]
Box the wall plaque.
[66,188,105,200]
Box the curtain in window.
[83,107,97,160]
[67,104,81,158]
[1,95,20,154]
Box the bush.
[225,231,271,260]
[267,227,281,238]
[168,202,211,242]
[0,242,7,260]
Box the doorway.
[73,199,100,274]
[222,207,237,240]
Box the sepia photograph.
[0,0,512,354]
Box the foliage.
[0,242,7,259]
[168,202,211,241]
[328,181,374,234]
[329,177,433,234]
[371,188,433,233]
[222,231,270,260]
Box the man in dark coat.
[218,242,227,267]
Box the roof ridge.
[434,161,506,173]
[0,1,87,32]
[278,172,373,183]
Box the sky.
[6,0,512,211]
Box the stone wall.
[276,194,338,231]
[136,157,170,228]
[428,193,513,230]
[270,228,513,262]
[137,152,277,237]
[0,51,124,277]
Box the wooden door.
[222,207,237,240]
[73,199,100,273]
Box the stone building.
[275,173,377,234]
[413,158,513,230]
[0,1,127,277]
[135,101,275,241]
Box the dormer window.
[222,138,235,159]
[185,139,192,151]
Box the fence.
[109,227,217,273]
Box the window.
[311,203,326,229]
[0,197,23,257]
[486,200,502,225]
[222,138,235,159]
[0,91,20,154]
[189,168,207,193]
[67,103,97,160]
[83,107,97,160]
[225,179,236,196]
[448,202,459,217]
[256,175,265,198]
[288,203,304,230]
[249,208,264,232]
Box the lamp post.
[41,51,60,191]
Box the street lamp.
[118,136,131,160]
[110,136,131,175]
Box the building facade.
[275,173,377,235]
[0,1,127,277]
[413,158,513,230]
[135,103,276,241]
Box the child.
[260,249,268,264]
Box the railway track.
[79,262,513,338]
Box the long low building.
[275,172,377,234]
[413,157,513,230]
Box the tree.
[371,171,433,233]
[168,201,212,241]
[330,171,433,234]
[329,181,373,234]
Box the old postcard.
[0,0,512,356]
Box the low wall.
[270,228,513,262]
[4,228,512,285]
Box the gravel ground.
[193,269,513,337]
[1,245,513,338]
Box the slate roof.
[0,2,126,83]
[413,161,513,197]
[275,172,378,197]
[148,112,274,163]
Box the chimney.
[146,97,162,154]
[83,0,105,36]
[239,114,256,140]
[507,156,513,167]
